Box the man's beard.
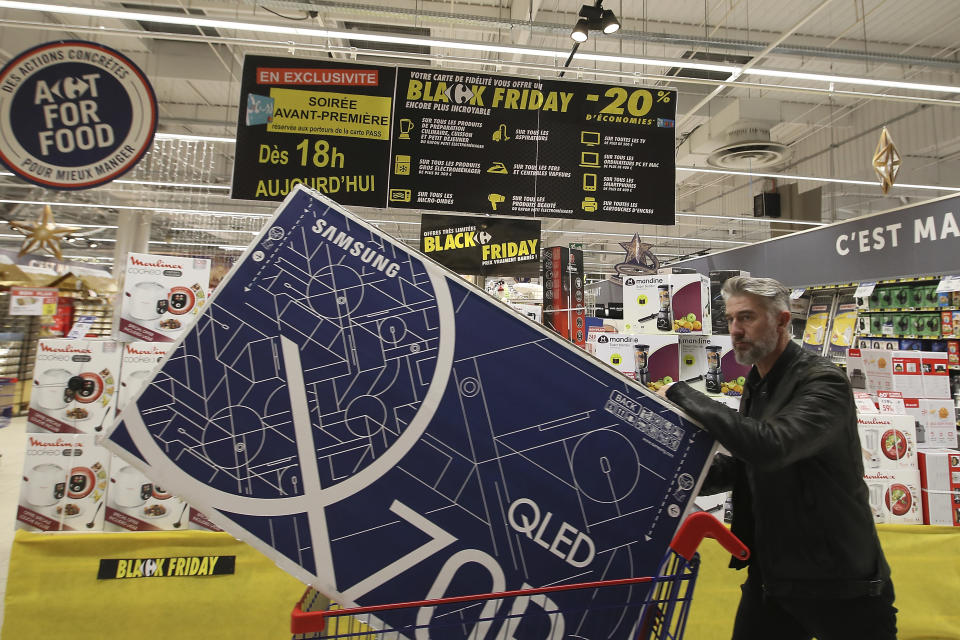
[733,326,780,365]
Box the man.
[656,276,896,640]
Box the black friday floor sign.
[103,185,715,638]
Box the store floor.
[0,416,26,633]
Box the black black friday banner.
[232,55,676,225]
[420,213,541,277]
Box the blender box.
[17,433,110,532]
[117,342,174,413]
[704,335,752,408]
[104,455,189,531]
[921,351,951,398]
[118,252,211,343]
[679,336,710,393]
[917,449,960,526]
[862,468,923,525]
[622,275,672,334]
[28,339,122,435]
[590,334,681,393]
[857,414,918,472]
[917,399,957,449]
[669,273,711,335]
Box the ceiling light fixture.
[0,199,270,219]
[2,1,956,95]
[679,167,960,192]
[569,3,620,42]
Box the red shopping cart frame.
[291,511,747,638]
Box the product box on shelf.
[622,275,672,334]
[541,246,585,347]
[858,414,922,524]
[921,351,951,398]
[890,351,924,397]
[187,507,223,532]
[801,294,834,354]
[591,334,680,391]
[826,295,857,359]
[679,336,710,394]
[847,348,867,391]
[118,252,211,343]
[104,456,189,531]
[28,339,122,435]
[17,433,110,532]
[917,399,958,448]
[708,270,749,335]
[117,342,174,413]
[948,340,960,366]
[858,348,893,397]
[669,273,711,335]
[704,335,752,409]
[917,449,960,526]
[857,413,918,472]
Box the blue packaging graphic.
[104,185,715,638]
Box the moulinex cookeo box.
[117,342,174,414]
[17,433,110,532]
[104,455,189,531]
[118,252,211,343]
[28,339,122,435]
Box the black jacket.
[666,341,890,599]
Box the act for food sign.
[0,41,157,190]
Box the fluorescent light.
[2,1,958,95]
[540,229,749,244]
[675,211,823,226]
[150,241,249,250]
[171,227,258,234]
[154,133,234,143]
[679,167,960,192]
[0,199,270,219]
[115,177,232,189]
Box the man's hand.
[655,382,674,400]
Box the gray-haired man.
[657,276,896,640]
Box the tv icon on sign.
[581,131,601,146]
[580,152,600,167]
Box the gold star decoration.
[7,205,82,261]
[615,232,661,276]
[872,126,901,195]
[619,233,653,265]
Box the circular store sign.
[0,41,157,190]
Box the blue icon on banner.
[246,94,274,126]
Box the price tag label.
[854,281,877,299]
[66,315,96,340]
[936,275,960,293]
[854,392,878,414]
[877,390,906,415]
[9,287,58,316]
[790,288,805,299]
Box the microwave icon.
[389,189,412,203]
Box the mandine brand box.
[17,433,110,532]
[703,335,752,410]
[622,275,671,334]
[708,270,748,335]
[28,339,122,435]
[103,185,715,640]
[118,252,211,343]
[917,449,960,526]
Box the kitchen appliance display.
[105,460,188,531]
[656,285,672,331]
[118,252,210,343]
[633,344,650,385]
[27,339,121,435]
[17,434,110,532]
[705,345,723,393]
[116,342,173,414]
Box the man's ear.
[778,310,791,330]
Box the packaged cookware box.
[104,455,189,531]
[118,252,210,343]
[28,339,122,435]
[17,433,110,532]
[917,449,960,526]
[862,469,923,525]
[116,342,173,413]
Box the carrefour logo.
[0,40,157,190]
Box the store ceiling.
[2,0,960,280]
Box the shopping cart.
[291,510,748,639]
[0,377,16,430]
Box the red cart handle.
[669,511,749,562]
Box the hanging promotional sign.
[0,41,157,190]
[105,185,713,639]
[231,55,676,225]
[420,213,540,277]
[8,286,58,316]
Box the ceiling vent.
[678,99,789,169]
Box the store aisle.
[0,416,26,632]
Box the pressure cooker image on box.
[27,339,121,435]
[24,464,66,507]
[119,253,211,343]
